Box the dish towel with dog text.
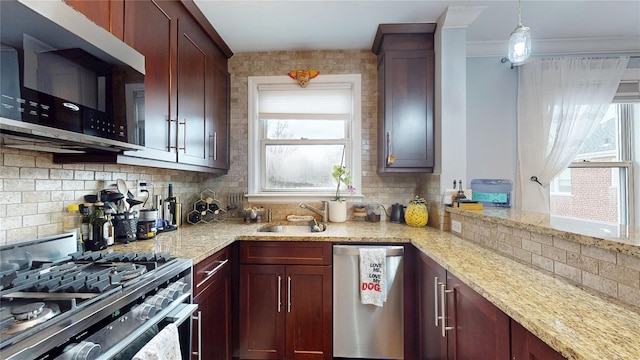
[359,247,387,307]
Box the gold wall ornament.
[287,69,319,87]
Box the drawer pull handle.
[434,276,439,327]
[197,259,229,288]
[287,276,292,313]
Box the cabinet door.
[240,264,286,359]
[209,64,230,169]
[64,0,124,39]
[511,320,566,360]
[192,264,231,360]
[380,49,435,172]
[123,0,178,163]
[176,18,210,167]
[446,272,510,360]
[286,265,332,360]
[418,252,448,360]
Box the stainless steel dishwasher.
[333,244,404,359]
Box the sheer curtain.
[516,56,629,213]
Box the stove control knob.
[61,341,102,360]
[169,281,188,294]
[133,303,158,320]
[158,287,180,300]
[145,295,170,310]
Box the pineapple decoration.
[405,196,429,227]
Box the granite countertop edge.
[111,220,640,360]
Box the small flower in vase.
[332,164,355,202]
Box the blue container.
[471,179,512,207]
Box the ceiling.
[193,0,640,56]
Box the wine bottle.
[88,203,107,251]
[165,183,177,226]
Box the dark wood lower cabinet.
[239,242,332,360]
[192,248,232,360]
[418,249,566,360]
[511,320,566,360]
[446,272,510,360]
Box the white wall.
[466,57,518,196]
[436,26,468,193]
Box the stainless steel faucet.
[298,201,328,223]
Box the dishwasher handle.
[333,245,404,257]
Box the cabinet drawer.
[193,247,230,296]
[240,241,332,265]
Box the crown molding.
[467,37,640,58]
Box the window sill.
[247,192,364,204]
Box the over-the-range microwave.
[0,0,145,153]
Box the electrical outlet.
[138,179,147,196]
[451,220,462,233]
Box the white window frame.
[246,74,362,203]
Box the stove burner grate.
[1,303,60,335]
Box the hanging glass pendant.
[507,0,532,65]
[508,24,531,65]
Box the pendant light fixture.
[507,0,531,65]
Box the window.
[550,102,637,226]
[247,74,361,203]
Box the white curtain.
[516,56,629,213]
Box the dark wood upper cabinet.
[372,23,436,173]
[58,0,232,172]
[123,0,178,164]
[64,0,124,40]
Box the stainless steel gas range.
[0,233,195,360]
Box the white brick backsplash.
[0,191,21,204]
[84,164,104,171]
[36,180,62,191]
[531,233,553,245]
[50,169,74,179]
[0,166,19,178]
[618,253,640,272]
[598,261,640,288]
[62,180,85,191]
[554,262,582,283]
[51,191,76,202]
[553,237,581,253]
[62,163,85,170]
[6,203,37,216]
[583,272,618,297]
[5,227,38,245]
[522,238,542,255]
[532,254,554,272]
[4,154,35,167]
[0,215,23,230]
[581,245,617,263]
[38,201,63,214]
[4,179,35,191]
[74,170,94,180]
[94,171,113,181]
[618,284,640,308]
[542,244,567,263]
[22,191,47,203]
[566,252,599,273]
[20,167,49,179]
[23,213,50,227]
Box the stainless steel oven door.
[55,300,197,360]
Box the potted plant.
[329,164,355,222]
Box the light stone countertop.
[110,220,640,360]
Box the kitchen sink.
[257,224,327,233]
